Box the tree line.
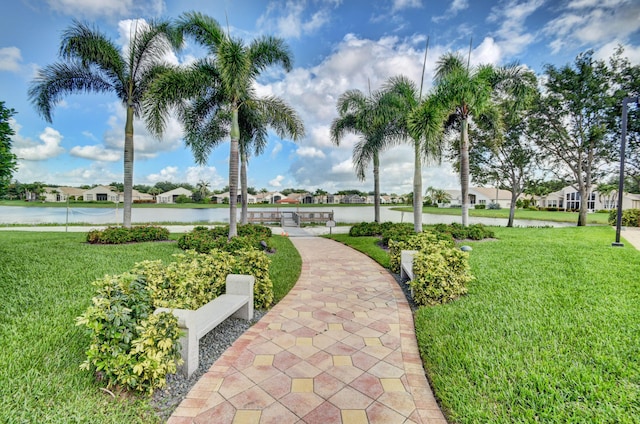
[331,46,639,228]
[0,12,636,235]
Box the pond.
[0,205,572,227]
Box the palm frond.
[249,35,293,74]
[177,11,224,55]
[28,62,113,122]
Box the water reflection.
[0,205,572,227]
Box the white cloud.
[0,47,22,72]
[70,145,120,162]
[393,0,423,12]
[269,175,285,187]
[146,166,180,183]
[432,0,468,22]
[11,122,65,161]
[258,0,335,38]
[271,142,283,157]
[184,166,225,187]
[486,0,545,58]
[45,0,164,19]
[544,0,640,54]
[296,146,326,159]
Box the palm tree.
[196,179,210,201]
[145,11,301,238]
[331,88,390,223]
[382,76,446,232]
[433,52,502,227]
[29,20,181,227]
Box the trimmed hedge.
[177,224,273,253]
[86,225,170,244]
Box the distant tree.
[153,181,178,192]
[108,182,124,192]
[0,101,18,196]
[530,51,617,226]
[470,66,539,226]
[133,184,152,193]
[607,47,640,193]
[425,186,451,205]
[331,86,392,223]
[29,20,182,227]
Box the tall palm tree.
[331,88,390,223]
[144,12,300,238]
[433,52,501,227]
[382,76,446,232]
[29,20,182,227]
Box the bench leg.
[179,327,199,378]
[226,274,254,320]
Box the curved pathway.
[167,237,446,423]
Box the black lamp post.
[612,96,639,247]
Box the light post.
[612,96,639,247]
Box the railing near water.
[247,210,334,227]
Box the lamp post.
[612,96,639,247]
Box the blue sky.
[1,0,639,194]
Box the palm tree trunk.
[373,151,380,223]
[240,148,248,225]
[413,139,422,233]
[460,119,470,227]
[123,105,134,228]
[228,106,240,238]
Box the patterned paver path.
[167,237,447,423]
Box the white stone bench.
[154,274,254,377]
[400,250,418,281]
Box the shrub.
[432,223,494,240]
[86,225,170,244]
[388,231,454,274]
[76,247,274,393]
[177,225,271,253]
[608,208,640,227]
[474,204,486,209]
[410,244,473,306]
[381,223,415,246]
[174,194,192,204]
[487,202,501,210]
[75,273,182,394]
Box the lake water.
[0,205,572,227]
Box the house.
[212,191,257,204]
[43,186,85,202]
[536,185,640,211]
[444,187,517,209]
[341,194,367,204]
[83,185,119,202]
[156,187,194,204]
[83,186,153,203]
[285,192,315,204]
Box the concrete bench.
[400,250,418,281]
[154,274,254,377]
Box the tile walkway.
[166,236,447,423]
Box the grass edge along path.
[329,226,640,423]
[0,231,300,423]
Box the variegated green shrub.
[75,273,183,394]
[134,250,234,310]
[388,231,454,273]
[233,248,274,308]
[410,245,473,306]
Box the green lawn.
[328,226,640,423]
[0,231,299,423]
[392,205,612,225]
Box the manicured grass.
[0,231,300,423]
[269,235,302,303]
[329,226,640,423]
[327,234,390,269]
[392,205,611,225]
